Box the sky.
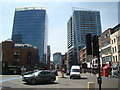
[0,0,119,60]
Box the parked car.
[111,66,119,78]
[22,70,56,84]
[70,65,81,79]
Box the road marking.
[0,76,22,83]
[1,76,59,83]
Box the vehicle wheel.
[70,76,72,79]
[31,79,36,85]
[50,78,54,83]
[79,76,81,79]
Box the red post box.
[103,65,109,77]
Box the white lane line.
[0,76,22,83]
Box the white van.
[70,65,81,79]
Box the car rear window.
[71,69,80,72]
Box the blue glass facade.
[53,52,61,64]
[12,7,48,63]
[67,10,102,68]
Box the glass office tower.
[53,52,61,69]
[12,7,48,63]
[67,10,102,68]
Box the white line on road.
[0,76,22,83]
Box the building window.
[119,45,120,52]
[113,56,115,62]
[112,40,113,44]
[13,52,19,66]
[114,38,116,43]
[115,47,117,52]
[112,48,114,53]
[116,56,117,62]
[14,52,19,55]
[103,56,111,62]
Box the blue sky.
[0,1,119,60]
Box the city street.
[0,72,120,90]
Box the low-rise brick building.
[2,39,39,71]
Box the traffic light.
[86,34,92,55]
[92,35,99,57]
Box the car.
[111,66,119,78]
[22,70,56,84]
[21,71,35,76]
[70,65,81,79]
[51,70,58,76]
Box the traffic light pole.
[92,35,102,90]
[96,36,102,90]
[97,54,102,90]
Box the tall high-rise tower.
[118,1,120,24]
[67,10,101,68]
[47,45,51,69]
[53,52,61,69]
[12,7,48,63]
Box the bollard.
[62,72,64,78]
[56,76,59,80]
[88,82,95,90]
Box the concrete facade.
[99,24,120,65]
[110,29,120,64]
[99,29,113,64]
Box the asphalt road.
[0,72,120,90]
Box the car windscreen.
[71,69,80,72]
[34,71,42,76]
[24,71,34,75]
